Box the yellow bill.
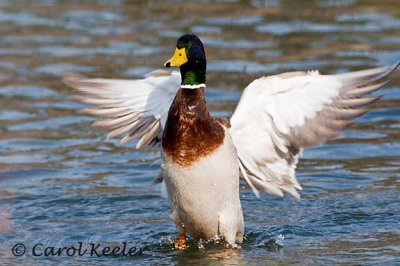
[164,48,188,67]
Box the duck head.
[165,34,206,88]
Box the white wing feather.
[64,70,181,149]
[230,63,399,198]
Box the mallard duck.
[64,34,399,248]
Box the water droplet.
[275,234,284,247]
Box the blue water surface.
[0,1,399,265]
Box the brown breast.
[162,88,225,167]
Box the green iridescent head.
[165,34,206,86]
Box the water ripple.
[0,1,399,265]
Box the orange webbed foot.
[174,234,188,250]
[211,243,241,259]
[224,242,242,249]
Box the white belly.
[162,129,244,245]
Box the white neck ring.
[180,84,206,89]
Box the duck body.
[64,33,399,248]
[161,88,244,245]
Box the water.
[0,0,399,265]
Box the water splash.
[275,234,284,247]
[159,235,174,246]
[262,234,285,250]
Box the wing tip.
[391,60,400,71]
[62,72,87,88]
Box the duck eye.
[179,53,182,56]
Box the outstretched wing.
[229,62,399,198]
[64,70,181,149]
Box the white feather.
[64,70,181,148]
[230,63,399,198]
